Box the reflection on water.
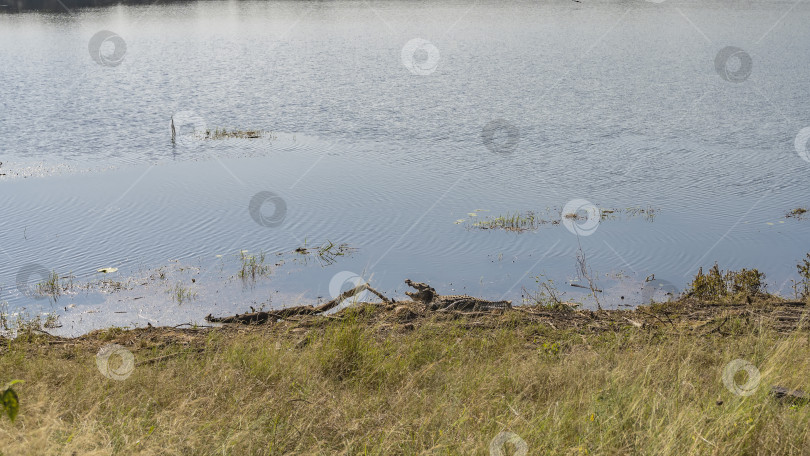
[1,0,809,335]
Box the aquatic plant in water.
[461,206,659,232]
[169,282,196,304]
[239,251,270,280]
[204,128,273,140]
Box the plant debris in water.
[35,270,74,301]
[786,207,808,219]
[204,128,273,140]
[461,206,658,232]
[168,282,196,304]
[239,251,271,281]
[293,240,357,266]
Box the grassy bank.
[1,291,810,455]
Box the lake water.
[2,0,809,335]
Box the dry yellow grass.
[1,300,810,455]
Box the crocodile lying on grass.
[404,279,512,311]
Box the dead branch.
[206,282,391,324]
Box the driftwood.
[205,279,512,325]
[570,283,603,293]
[206,283,391,324]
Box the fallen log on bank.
[205,282,391,324]
[205,279,512,324]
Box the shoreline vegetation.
[2,260,810,454]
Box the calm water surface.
[1,0,809,335]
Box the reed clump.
[204,128,264,139]
[687,263,766,301]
